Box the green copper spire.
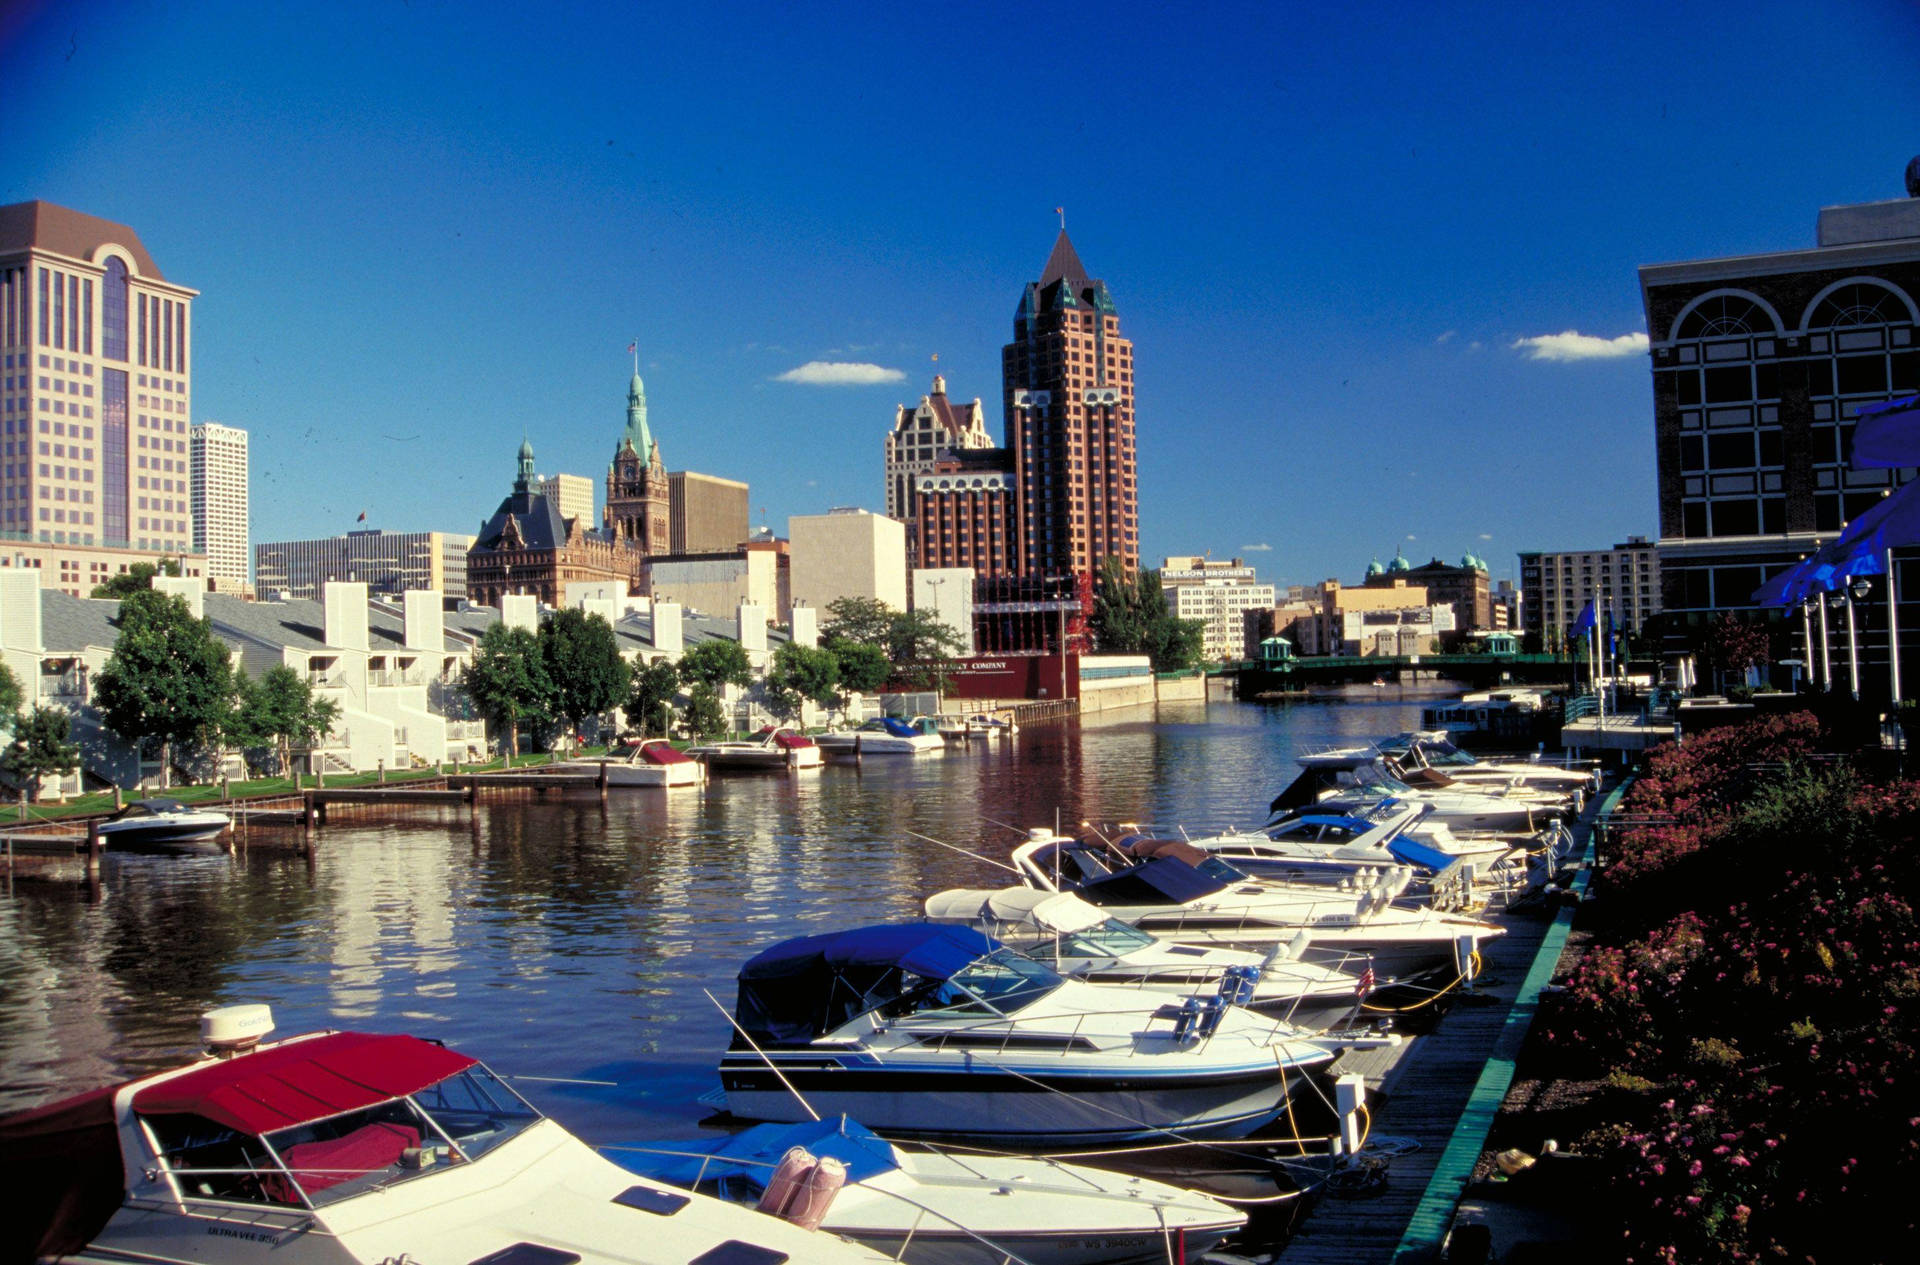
[622,371,653,458]
[514,435,535,493]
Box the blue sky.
[6,0,1918,589]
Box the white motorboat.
[1276,761,1574,834]
[1009,831,1503,982]
[933,712,1018,741]
[924,887,1374,1030]
[1186,801,1536,889]
[690,726,824,770]
[814,717,945,755]
[94,798,231,851]
[0,1005,892,1265]
[1380,731,1600,795]
[718,923,1334,1145]
[603,1115,1247,1265]
[562,739,708,788]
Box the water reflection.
[0,690,1447,1139]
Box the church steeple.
[622,371,652,457]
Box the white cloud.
[1435,330,1456,345]
[1477,532,1493,541]
[1511,330,1650,362]
[1241,542,1273,552]
[775,361,906,386]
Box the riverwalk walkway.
[1281,785,1614,1263]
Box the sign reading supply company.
[937,653,1079,701]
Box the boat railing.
[597,1142,1050,1262]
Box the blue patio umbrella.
[1850,394,1920,468]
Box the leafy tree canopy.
[463,623,555,757]
[820,596,896,647]
[92,589,237,782]
[830,641,893,696]
[1088,559,1206,672]
[764,642,840,721]
[624,658,681,737]
[89,558,182,600]
[3,704,79,801]
[681,681,728,739]
[0,662,22,724]
[233,665,341,775]
[678,638,753,691]
[540,608,630,732]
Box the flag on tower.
[356,511,367,522]
[626,341,637,355]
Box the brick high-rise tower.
[1002,231,1137,579]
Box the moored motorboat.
[691,726,824,771]
[562,738,707,787]
[602,1115,1248,1265]
[814,717,945,755]
[923,886,1375,1030]
[1009,831,1504,982]
[0,1005,893,1265]
[94,798,231,851]
[718,924,1334,1145]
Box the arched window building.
[1641,185,1920,674]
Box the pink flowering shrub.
[1537,715,1920,1260]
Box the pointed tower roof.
[622,372,653,458]
[1039,230,1089,292]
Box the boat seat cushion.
[281,1121,420,1194]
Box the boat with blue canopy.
[814,717,946,755]
[718,924,1333,1145]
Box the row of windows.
[36,268,94,355]
[1669,283,1916,342]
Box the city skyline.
[5,1,1918,588]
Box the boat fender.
[1196,995,1228,1038]
[783,1155,846,1231]
[756,1146,817,1218]
[1171,997,1202,1042]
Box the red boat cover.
[0,1084,126,1260]
[132,1032,476,1135]
[640,741,694,765]
[773,731,814,750]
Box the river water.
[0,689,1448,1148]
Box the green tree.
[92,589,237,787]
[681,682,728,739]
[820,596,896,647]
[234,665,341,776]
[89,558,182,600]
[1089,560,1205,672]
[624,658,681,737]
[763,642,840,722]
[3,704,79,801]
[829,640,893,695]
[463,623,555,757]
[539,608,630,747]
[0,662,22,726]
[678,639,753,692]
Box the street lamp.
[1800,598,1816,693]
[1818,590,1834,691]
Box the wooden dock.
[1280,799,1604,1264]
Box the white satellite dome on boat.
[200,1003,274,1054]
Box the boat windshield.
[1057,919,1157,956]
[946,947,1063,1015]
[1195,855,1253,883]
[260,1065,540,1207]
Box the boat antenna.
[701,988,821,1122]
[905,829,1019,873]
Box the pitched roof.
[38,591,124,653]
[473,488,572,552]
[0,200,165,279]
[1038,230,1089,292]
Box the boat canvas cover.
[923,888,1108,934]
[735,924,996,1046]
[876,717,919,738]
[1385,833,1460,874]
[1073,856,1226,908]
[639,742,694,764]
[131,1032,478,1135]
[1116,837,1216,868]
[0,1084,125,1261]
[608,1116,896,1191]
